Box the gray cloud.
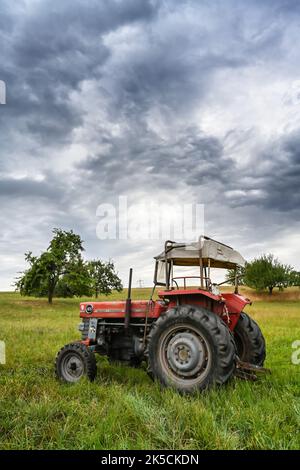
[0,0,300,289]
[220,130,300,216]
[80,126,235,196]
[0,173,66,201]
[259,132,300,212]
[0,0,158,146]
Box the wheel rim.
[159,324,212,386]
[61,352,85,382]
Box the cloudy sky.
[1,0,300,289]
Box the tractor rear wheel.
[147,305,236,393]
[233,312,266,366]
[55,343,97,383]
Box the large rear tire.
[55,343,97,383]
[233,312,266,366]
[147,305,236,393]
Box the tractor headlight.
[85,304,94,314]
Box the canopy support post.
[199,236,204,289]
[234,267,239,294]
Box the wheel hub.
[166,332,206,377]
[63,354,84,380]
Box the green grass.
[0,289,300,450]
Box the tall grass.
[0,289,299,449]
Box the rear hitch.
[235,358,271,381]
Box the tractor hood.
[155,236,246,269]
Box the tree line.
[15,229,123,303]
[15,229,299,302]
[226,253,300,294]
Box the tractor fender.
[221,293,251,314]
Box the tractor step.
[235,359,271,381]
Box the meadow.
[0,288,299,450]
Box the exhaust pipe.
[124,268,133,329]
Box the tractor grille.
[78,318,90,340]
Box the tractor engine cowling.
[79,316,146,365]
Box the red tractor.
[55,236,266,393]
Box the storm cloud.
[0,0,300,288]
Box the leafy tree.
[87,260,123,297]
[225,266,245,286]
[54,259,91,298]
[289,270,300,287]
[244,254,292,295]
[16,228,87,303]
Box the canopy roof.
[155,236,246,269]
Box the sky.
[0,0,300,289]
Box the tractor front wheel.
[147,305,236,393]
[233,312,266,366]
[55,343,97,383]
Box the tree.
[87,260,123,297]
[244,254,292,295]
[225,266,245,286]
[54,259,91,298]
[289,270,300,287]
[16,228,87,303]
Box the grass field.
[0,288,300,450]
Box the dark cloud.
[0,0,300,289]
[80,126,235,196]
[0,0,158,146]
[259,133,300,212]
[218,130,300,216]
[0,175,63,200]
